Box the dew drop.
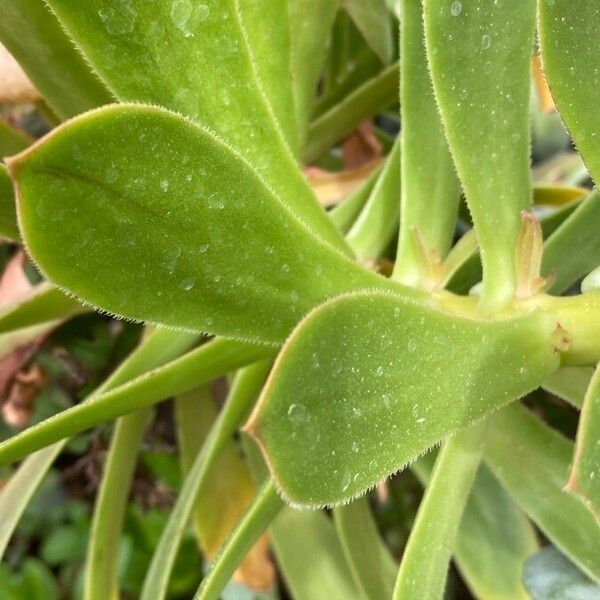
[99,3,137,35]
[160,179,170,192]
[376,366,384,377]
[450,1,462,16]
[171,0,193,36]
[164,247,182,272]
[199,243,209,253]
[287,403,307,423]
[105,165,119,183]
[281,264,290,273]
[180,277,196,291]
[407,339,417,352]
[197,4,210,20]
[381,394,391,408]
[481,34,491,50]
[341,471,352,492]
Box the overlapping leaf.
[10,104,404,346]
[247,290,560,506]
[568,365,600,523]
[486,404,600,582]
[45,0,344,248]
[424,0,536,308]
[394,0,460,287]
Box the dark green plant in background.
[0,0,599,599]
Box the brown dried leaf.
[0,250,33,305]
[342,121,383,169]
[306,159,382,207]
[2,363,46,427]
[233,534,276,591]
[0,44,39,104]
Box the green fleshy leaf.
[539,0,600,186]
[247,290,560,506]
[270,507,362,600]
[568,364,600,523]
[543,191,600,294]
[0,163,19,241]
[304,63,399,163]
[413,457,538,600]
[486,404,600,582]
[85,409,153,599]
[523,546,600,600]
[235,0,299,154]
[393,0,460,287]
[329,164,382,234]
[393,424,486,600]
[333,497,397,600]
[344,0,394,64]
[11,105,400,345]
[45,0,343,249]
[0,120,31,157]
[346,137,400,260]
[424,0,535,309]
[0,0,113,119]
[288,0,340,140]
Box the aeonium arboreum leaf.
[8,104,408,346]
[246,290,561,506]
[424,0,536,309]
[567,364,600,523]
[44,0,348,251]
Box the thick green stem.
[84,409,153,600]
[392,422,487,600]
[540,292,600,366]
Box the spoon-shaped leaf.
[539,0,600,185]
[45,0,343,249]
[246,290,560,506]
[9,104,403,346]
[424,0,536,309]
[567,364,600,523]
